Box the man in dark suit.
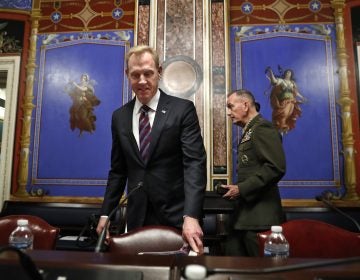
[220,89,286,256]
[96,45,207,254]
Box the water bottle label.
[264,249,289,258]
[9,241,32,250]
[10,241,32,250]
[264,249,273,257]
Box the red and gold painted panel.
[38,0,136,32]
[230,0,334,25]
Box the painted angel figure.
[265,66,307,133]
[65,73,101,135]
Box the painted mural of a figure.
[65,73,100,135]
[265,66,306,133]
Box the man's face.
[226,94,248,127]
[126,52,162,104]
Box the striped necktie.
[139,105,151,161]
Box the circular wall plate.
[159,55,203,98]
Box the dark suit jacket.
[232,114,286,231]
[101,90,207,231]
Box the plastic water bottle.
[264,225,289,258]
[8,219,34,250]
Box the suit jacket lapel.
[147,90,170,161]
[123,99,143,160]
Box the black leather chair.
[108,225,184,254]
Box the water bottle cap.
[17,219,29,226]
[184,264,207,279]
[271,225,283,232]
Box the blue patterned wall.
[0,0,32,10]
[28,31,133,197]
[230,24,343,199]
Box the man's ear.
[243,101,250,112]
[158,66,162,76]
[125,68,129,77]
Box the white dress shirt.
[132,89,160,149]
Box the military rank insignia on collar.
[241,128,253,143]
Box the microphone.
[95,181,143,253]
[0,246,43,280]
[315,194,360,232]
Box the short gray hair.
[228,89,260,112]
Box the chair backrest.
[257,219,360,258]
[108,225,184,254]
[0,215,60,250]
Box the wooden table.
[1,249,359,280]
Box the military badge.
[240,129,253,143]
[241,154,249,164]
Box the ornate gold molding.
[331,0,359,200]
[15,8,40,197]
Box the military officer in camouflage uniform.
[221,89,286,256]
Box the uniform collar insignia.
[240,128,253,143]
